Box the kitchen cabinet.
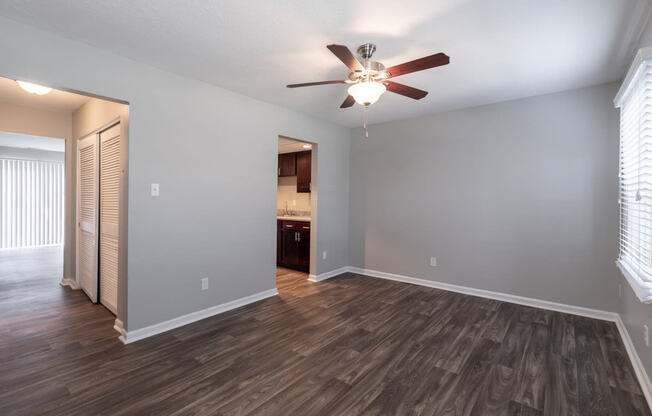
[277,220,310,272]
[277,220,282,264]
[277,150,311,193]
[278,153,296,177]
[296,150,311,193]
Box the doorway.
[0,75,129,335]
[276,136,317,290]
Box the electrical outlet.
[292,200,297,206]
[201,278,208,291]
[150,183,160,197]
[430,257,437,267]
[322,251,327,260]
[645,325,650,347]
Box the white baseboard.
[308,266,350,282]
[348,266,618,322]
[113,318,124,336]
[347,265,652,410]
[615,316,652,407]
[119,288,278,344]
[59,277,79,289]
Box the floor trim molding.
[615,315,652,408]
[113,318,124,337]
[59,278,79,289]
[308,266,350,282]
[119,288,278,344]
[348,266,618,321]
[347,265,652,410]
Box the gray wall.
[350,83,620,312]
[0,17,350,331]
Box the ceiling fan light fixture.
[16,80,52,95]
[348,81,386,106]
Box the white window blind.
[616,50,652,303]
[0,158,65,249]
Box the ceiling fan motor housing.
[357,43,376,59]
[348,44,386,81]
[349,60,386,82]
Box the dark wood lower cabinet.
[276,220,282,264]
[277,220,310,272]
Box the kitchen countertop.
[277,216,311,222]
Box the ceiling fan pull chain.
[364,105,369,138]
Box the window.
[616,48,652,303]
[0,158,65,249]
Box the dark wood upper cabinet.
[296,150,311,193]
[278,153,296,177]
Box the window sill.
[617,260,652,303]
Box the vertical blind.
[0,158,65,249]
[617,58,652,302]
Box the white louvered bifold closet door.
[99,123,120,315]
[77,133,99,303]
[0,159,65,249]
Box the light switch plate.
[151,183,160,197]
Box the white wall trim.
[348,266,618,321]
[59,277,79,289]
[113,318,124,336]
[615,315,652,408]
[617,259,652,303]
[346,265,652,410]
[615,46,652,107]
[118,288,278,344]
[308,266,349,282]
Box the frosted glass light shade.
[16,81,52,95]
[347,81,386,106]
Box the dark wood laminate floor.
[1,252,649,415]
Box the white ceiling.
[0,0,647,127]
[0,131,65,152]
[279,136,312,154]
[0,76,89,113]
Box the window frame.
[615,46,652,303]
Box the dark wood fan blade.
[383,81,428,99]
[327,44,364,72]
[287,80,345,88]
[340,95,355,108]
[385,53,449,78]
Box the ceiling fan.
[287,43,449,108]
